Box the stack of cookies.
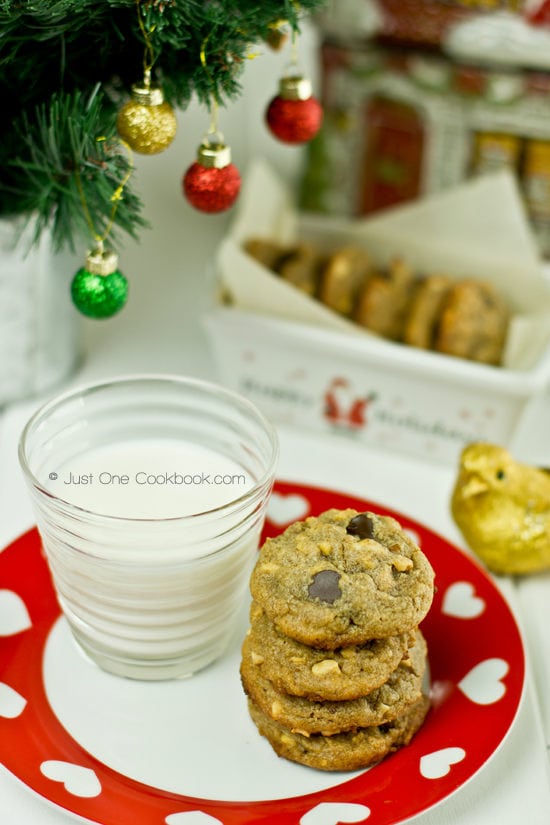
[240,509,435,771]
[243,237,510,366]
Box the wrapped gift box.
[203,160,550,464]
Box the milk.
[36,438,265,678]
[46,439,254,519]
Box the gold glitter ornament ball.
[117,84,177,154]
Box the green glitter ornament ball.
[71,249,128,319]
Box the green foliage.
[9,87,146,252]
[0,0,325,249]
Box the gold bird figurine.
[451,442,550,575]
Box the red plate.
[0,481,524,825]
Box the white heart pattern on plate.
[300,802,371,825]
[40,761,102,798]
[267,492,310,526]
[458,658,509,705]
[0,682,27,718]
[441,582,486,619]
[165,814,223,824]
[0,589,32,636]
[420,747,466,779]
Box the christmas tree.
[0,0,325,255]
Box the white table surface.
[2,27,550,823]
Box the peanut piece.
[259,562,279,573]
[392,555,413,572]
[377,565,394,590]
[250,651,264,665]
[311,659,341,677]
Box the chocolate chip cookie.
[249,509,435,648]
[403,273,451,350]
[354,258,418,341]
[241,629,427,736]
[245,602,413,701]
[276,242,325,296]
[243,237,289,270]
[318,246,372,316]
[434,279,509,365]
[247,693,430,772]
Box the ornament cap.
[197,141,232,169]
[85,248,119,276]
[131,83,165,107]
[278,74,313,101]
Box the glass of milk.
[19,374,278,680]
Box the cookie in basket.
[276,242,325,296]
[318,245,372,316]
[249,509,435,648]
[403,273,452,349]
[241,629,427,736]
[243,237,290,270]
[247,693,431,772]
[244,602,414,701]
[434,279,510,365]
[353,258,418,340]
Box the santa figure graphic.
[323,377,377,430]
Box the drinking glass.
[19,374,278,680]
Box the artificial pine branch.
[9,87,146,252]
[0,0,325,250]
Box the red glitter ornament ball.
[266,75,323,144]
[183,141,241,214]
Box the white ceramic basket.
[204,304,550,465]
[204,160,550,465]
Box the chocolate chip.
[308,570,342,604]
[346,513,375,539]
